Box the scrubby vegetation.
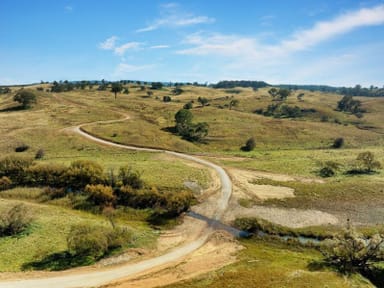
[0,204,32,237]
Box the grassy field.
[163,239,372,288]
[0,199,156,272]
[1,84,383,285]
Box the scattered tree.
[163,96,172,102]
[175,109,193,126]
[183,101,193,109]
[150,82,163,90]
[174,109,208,142]
[332,137,344,149]
[111,82,123,99]
[321,222,384,274]
[241,137,256,152]
[337,95,363,115]
[13,90,37,109]
[197,97,209,107]
[229,99,239,110]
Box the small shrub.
[67,224,132,258]
[0,176,12,190]
[163,96,172,102]
[15,144,30,153]
[183,101,193,109]
[35,148,45,159]
[319,167,335,177]
[241,137,256,152]
[332,137,344,149]
[319,161,341,178]
[0,204,32,237]
[348,151,382,174]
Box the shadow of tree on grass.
[22,251,96,271]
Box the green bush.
[67,224,133,258]
[84,184,115,206]
[67,224,109,257]
[0,204,32,237]
[13,90,37,109]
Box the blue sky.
[0,0,383,86]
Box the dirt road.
[0,123,232,288]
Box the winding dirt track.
[0,122,232,288]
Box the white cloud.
[150,45,170,49]
[99,36,118,50]
[136,3,215,32]
[114,42,141,56]
[99,37,141,56]
[279,4,384,53]
[178,5,384,59]
[65,5,73,12]
[114,63,153,77]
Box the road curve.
[0,123,232,288]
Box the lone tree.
[174,109,208,142]
[241,137,256,151]
[13,90,37,109]
[111,82,123,99]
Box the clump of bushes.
[0,204,32,237]
[254,103,303,118]
[319,151,381,177]
[0,156,195,220]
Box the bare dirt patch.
[224,168,339,228]
[100,231,243,288]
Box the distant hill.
[212,80,384,97]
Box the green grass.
[163,239,373,288]
[0,199,156,272]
